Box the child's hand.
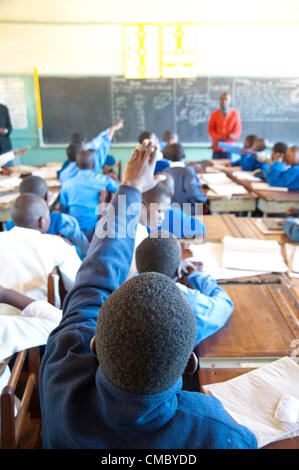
[122,140,165,193]
[0,284,8,304]
[286,207,298,217]
[272,152,284,162]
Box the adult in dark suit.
[0,103,13,154]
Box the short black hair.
[67,142,83,162]
[76,149,94,169]
[138,131,154,144]
[163,143,185,162]
[19,175,48,200]
[142,175,173,204]
[11,193,49,229]
[273,142,288,154]
[96,272,197,394]
[245,135,256,148]
[136,231,182,279]
[71,132,87,144]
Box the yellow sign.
[124,24,197,79]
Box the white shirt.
[0,226,81,315]
[128,223,149,278]
[0,300,62,361]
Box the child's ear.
[90,336,97,355]
[184,352,198,375]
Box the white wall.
[1,0,299,76]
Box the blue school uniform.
[60,169,119,235]
[267,162,299,190]
[59,128,112,184]
[154,158,170,175]
[218,142,269,171]
[158,205,205,239]
[39,184,257,449]
[5,212,89,259]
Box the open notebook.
[0,150,14,167]
[202,357,299,448]
[222,236,288,273]
[284,243,299,278]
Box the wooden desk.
[199,368,299,449]
[195,281,299,368]
[208,193,256,216]
[202,214,242,241]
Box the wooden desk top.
[198,368,299,449]
[195,282,299,359]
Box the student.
[5,175,89,259]
[60,149,120,238]
[59,119,124,184]
[138,131,165,172]
[160,130,178,151]
[39,140,257,449]
[162,142,207,214]
[135,232,233,347]
[57,142,82,179]
[0,193,81,316]
[282,206,299,242]
[228,137,269,171]
[267,145,299,190]
[218,134,256,161]
[254,142,288,180]
[102,154,121,182]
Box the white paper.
[202,357,299,448]
[208,183,247,196]
[222,236,288,273]
[233,171,261,182]
[0,150,14,167]
[202,172,230,185]
[0,176,22,191]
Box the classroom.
[0,0,299,455]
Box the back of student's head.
[138,131,154,144]
[19,175,48,201]
[252,138,266,152]
[11,193,49,231]
[67,142,83,162]
[76,149,94,170]
[244,134,256,149]
[136,231,182,279]
[163,143,185,162]
[71,132,87,144]
[95,271,196,394]
[272,142,288,155]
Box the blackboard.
[39,76,299,145]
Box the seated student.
[225,137,269,171]
[0,193,81,316]
[282,206,299,242]
[254,142,288,180]
[59,119,124,184]
[156,172,206,239]
[267,145,299,190]
[218,134,256,162]
[138,131,166,173]
[162,142,207,214]
[135,232,233,347]
[102,154,121,182]
[39,140,257,449]
[60,149,120,238]
[5,175,89,259]
[57,142,82,179]
[160,130,178,151]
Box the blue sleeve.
[59,188,69,214]
[56,213,90,258]
[231,158,241,167]
[267,162,287,187]
[218,142,243,155]
[283,217,299,242]
[182,272,234,346]
[160,206,205,239]
[183,167,207,203]
[239,154,256,171]
[86,129,112,170]
[106,176,120,193]
[5,219,14,231]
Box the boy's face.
[285,147,299,166]
[143,197,171,230]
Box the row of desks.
[186,214,299,449]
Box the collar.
[170,162,185,168]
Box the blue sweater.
[39,185,257,449]
[267,162,299,190]
[5,212,89,259]
[283,211,299,242]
